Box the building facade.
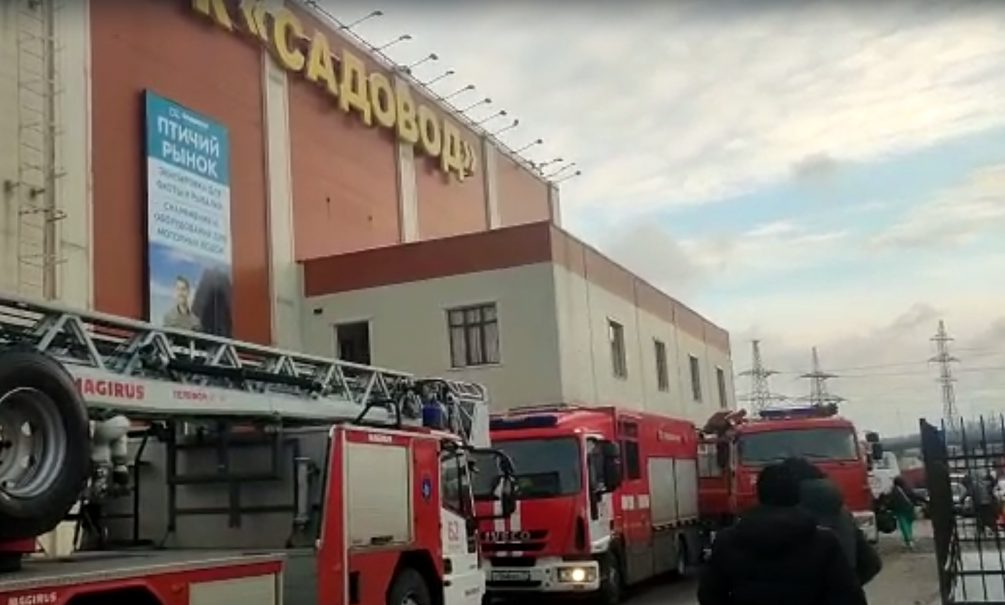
[301,223,735,423]
[0,0,734,421]
[0,0,556,348]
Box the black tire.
[597,552,623,605]
[387,568,432,605]
[0,348,90,541]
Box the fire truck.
[699,404,877,542]
[0,293,516,604]
[473,405,702,604]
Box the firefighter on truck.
[0,294,517,605]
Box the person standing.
[782,457,882,587]
[698,463,867,605]
[890,477,921,549]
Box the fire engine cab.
[699,404,877,542]
[474,405,701,604]
[0,294,516,605]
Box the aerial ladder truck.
[0,293,516,605]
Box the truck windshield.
[739,428,858,465]
[472,437,582,500]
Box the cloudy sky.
[335,0,1005,435]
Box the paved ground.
[626,521,941,605]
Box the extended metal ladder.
[0,292,489,443]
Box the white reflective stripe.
[621,495,636,510]
[510,500,523,557]
[637,495,651,509]
[493,497,505,532]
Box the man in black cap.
[698,462,867,605]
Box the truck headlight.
[558,567,596,583]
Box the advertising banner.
[145,91,233,337]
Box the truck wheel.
[387,568,432,605]
[0,349,90,541]
[598,552,623,605]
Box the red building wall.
[497,154,551,227]
[90,0,271,344]
[286,4,402,261]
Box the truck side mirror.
[472,448,518,521]
[871,442,884,462]
[496,474,517,518]
[865,431,883,462]
[600,440,622,492]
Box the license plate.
[492,570,531,582]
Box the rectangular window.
[698,442,723,478]
[654,339,669,392]
[609,320,627,379]
[717,367,728,409]
[689,354,702,402]
[622,440,641,480]
[335,321,371,365]
[448,303,500,367]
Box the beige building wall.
[0,0,91,306]
[302,264,566,411]
[303,259,734,424]
[552,264,727,425]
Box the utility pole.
[931,320,960,434]
[739,340,786,412]
[799,347,845,408]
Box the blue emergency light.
[757,403,838,421]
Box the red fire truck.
[699,404,877,542]
[473,405,702,604]
[0,294,516,604]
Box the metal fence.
[922,417,1005,605]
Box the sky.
[330,0,1005,436]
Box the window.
[335,321,371,365]
[689,354,702,402]
[609,320,627,378]
[619,420,641,480]
[717,367,728,409]
[473,438,582,500]
[738,428,859,465]
[622,440,641,480]
[654,339,669,392]
[440,450,471,515]
[448,303,500,367]
[698,442,724,478]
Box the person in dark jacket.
[697,463,867,605]
[782,457,882,586]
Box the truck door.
[619,420,653,583]
[441,448,484,605]
[586,437,614,552]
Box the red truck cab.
[475,405,701,604]
[699,406,877,541]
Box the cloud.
[602,223,707,297]
[872,162,1005,249]
[357,0,1005,218]
[791,153,843,182]
[678,220,848,281]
